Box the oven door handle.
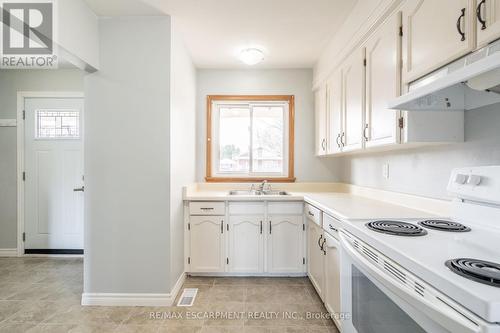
[339,232,482,333]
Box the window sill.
[205,177,296,183]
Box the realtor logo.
[1,0,58,68]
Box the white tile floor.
[0,257,339,333]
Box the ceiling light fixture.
[239,48,264,65]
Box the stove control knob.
[468,175,482,186]
[455,174,468,185]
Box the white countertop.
[303,192,437,220]
[184,183,442,220]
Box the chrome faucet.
[258,180,268,192]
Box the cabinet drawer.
[268,202,303,215]
[189,202,225,216]
[305,203,321,227]
[228,202,265,215]
[323,213,341,236]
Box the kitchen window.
[206,95,295,182]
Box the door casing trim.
[16,91,84,257]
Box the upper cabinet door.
[315,86,328,156]
[327,71,343,154]
[402,0,476,84]
[364,12,402,148]
[477,0,500,46]
[341,49,365,152]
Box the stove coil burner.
[446,258,500,287]
[366,220,428,236]
[419,220,471,232]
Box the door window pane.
[251,106,284,173]
[219,106,250,173]
[36,109,80,139]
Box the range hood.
[388,39,500,111]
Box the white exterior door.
[402,0,476,83]
[267,216,303,273]
[24,98,84,250]
[189,216,225,273]
[477,0,500,47]
[364,11,402,148]
[228,216,264,273]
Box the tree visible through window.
[206,95,295,182]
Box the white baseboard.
[81,272,186,307]
[0,119,17,127]
[0,249,18,257]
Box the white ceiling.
[84,0,163,17]
[84,0,358,69]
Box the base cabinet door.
[477,0,500,46]
[189,216,225,273]
[402,0,476,83]
[267,216,304,273]
[308,222,325,297]
[324,233,341,330]
[228,216,264,273]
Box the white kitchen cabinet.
[228,215,264,273]
[324,232,341,330]
[477,0,500,47]
[307,219,325,298]
[315,85,328,156]
[189,216,225,273]
[364,12,402,148]
[267,215,304,273]
[341,49,365,152]
[402,0,476,84]
[327,71,343,154]
[187,201,305,275]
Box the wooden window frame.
[205,95,295,183]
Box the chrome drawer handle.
[308,211,315,217]
[329,224,338,232]
[200,207,214,210]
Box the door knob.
[73,186,84,192]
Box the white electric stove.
[339,166,500,333]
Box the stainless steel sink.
[228,190,289,196]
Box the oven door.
[339,231,484,333]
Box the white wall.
[169,20,196,289]
[196,69,342,182]
[84,16,171,294]
[0,69,84,249]
[57,0,99,70]
[339,105,500,199]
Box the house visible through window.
[206,95,295,182]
